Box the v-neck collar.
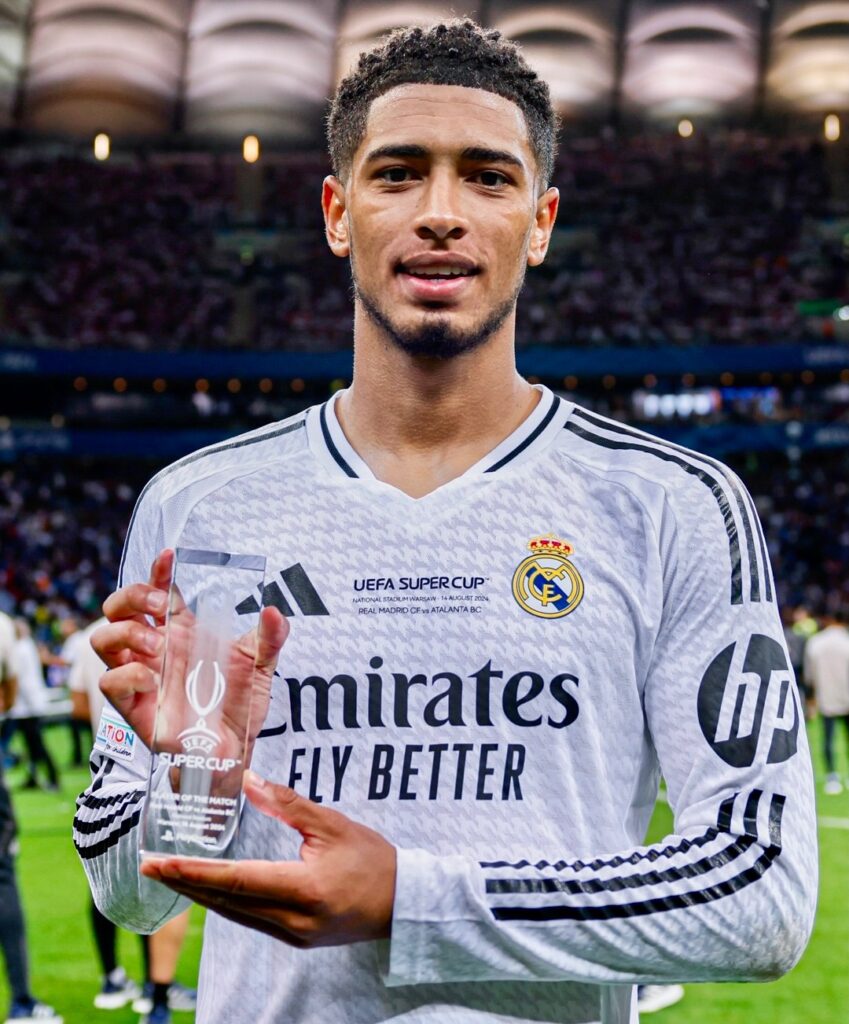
[306,385,570,493]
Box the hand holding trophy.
[95,547,287,860]
[125,547,286,861]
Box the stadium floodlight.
[93,132,110,160]
[824,114,840,142]
[678,118,694,138]
[243,134,260,163]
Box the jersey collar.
[306,385,569,483]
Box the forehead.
[359,83,533,162]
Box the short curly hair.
[327,19,558,189]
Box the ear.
[527,186,559,267]
[322,175,350,258]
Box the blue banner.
[1,342,848,380]
[1,421,846,462]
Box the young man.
[75,21,817,1024]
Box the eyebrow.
[364,144,525,170]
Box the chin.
[358,280,515,361]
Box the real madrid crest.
[512,536,584,619]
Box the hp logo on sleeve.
[697,634,800,768]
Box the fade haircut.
[327,19,558,189]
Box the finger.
[143,854,309,898]
[152,549,189,625]
[149,549,174,593]
[102,582,169,624]
[149,855,335,936]
[234,607,289,676]
[244,772,345,840]
[99,662,158,704]
[91,620,163,669]
[141,872,306,919]
[256,606,289,674]
[141,858,322,933]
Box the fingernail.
[244,770,265,789]
[147,593,167,614]
[159,861,182,879]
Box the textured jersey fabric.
[75,387,818,1024]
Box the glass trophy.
[140,547,268,861]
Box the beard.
[351,261,525,360]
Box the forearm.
[386,788,817,987]
[74,754,189,933]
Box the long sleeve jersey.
[75,388,818,1024]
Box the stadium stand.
[1,134,845,353]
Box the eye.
[473,170,509,188]
[378,167,415,184]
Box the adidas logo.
[236,563,329,618]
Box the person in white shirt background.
[5,619,59,794]
[803,610,849,794]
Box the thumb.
[244,771,344,840]
[256,605,289,674]
[149,548,174,592]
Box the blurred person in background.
[4,620,59,793]
[0,610,62,1023]
[41,610,89,765]
[783,605,817,719]
[803,609,849,794]
[69,619,196,1024]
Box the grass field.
[0,720,846,1024]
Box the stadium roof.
[1,0,847,141]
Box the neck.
[334,306,539,497]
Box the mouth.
[396,258,480,304]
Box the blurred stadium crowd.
[0,134,846,353]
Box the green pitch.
[0,721,846,1023]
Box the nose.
[412,171,469,242]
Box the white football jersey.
[75,387,817,1024]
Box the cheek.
[490,222,532,274]
[350,207,403,262]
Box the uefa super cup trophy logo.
[177,660,227,754]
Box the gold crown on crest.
[528,536,574,556]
